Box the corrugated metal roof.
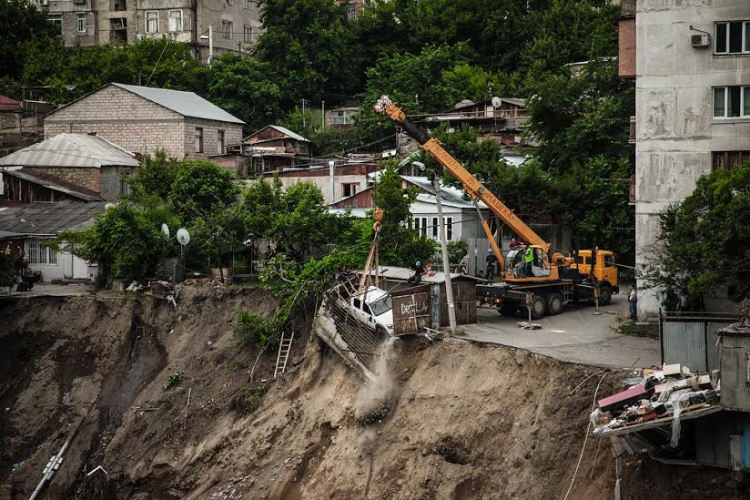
[0,134,140,169]
[113,83,245,124]
[267,125,310,143]
[0,201,108,235]
[0,94,21,112]
[3,169,101,201]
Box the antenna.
[176,228,190,246]
[161,223,170,238]
[491,97,502,108]
[176,228,190,260]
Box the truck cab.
[349,286,394,336]
[573,249,619,289]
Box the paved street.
[462,293,661,369]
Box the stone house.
[37,0,263,62]
[0,133,140,202]
[44,83,244,160]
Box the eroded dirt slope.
[1,290,749,499]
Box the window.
[347,2,357,21]
[414,217,428,238]
[604,254,615,267]
[25,241,58,265]
[47,14,62,32]
[330,110,354,125]
[713,151,750,170]
[715,21,750,54]
[168,10,182,32]
[713,86,750,118]
[113,0,126,11]
[194,127,203,153]
[243,25,253,43]
[217,130,225,154]
[431,217,439,240]
[444,217,453,241]
[145,11,159,33]
[221,20,233,40]
[76,13,86,33]
[223,0,233,5]
[342,183,358,198]
[244,0,256,9]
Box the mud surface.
[0,289,747,499]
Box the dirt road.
[463,293,661,369]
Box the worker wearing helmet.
[407,261,425,285]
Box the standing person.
[485,249,498,281]
[628,287,638,321]
[524,245,534,277]
[407,261,425,284]
[509,237,522,251]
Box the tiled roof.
[0,94,21,112]
[0,134,140,169]
[0,201,108,236]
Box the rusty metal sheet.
[393,292,430,335]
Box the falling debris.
[517,321,542,330]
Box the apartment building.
[621,0,750,315]
[36,0,263,61]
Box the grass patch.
[617,321,659,339]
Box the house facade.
[37,0,263,61]
[0,202,108,282]
[44,83,244,160]
[624,0,750,315]
[262,161,378,205]
[234,125,312,173]
[0,133,140,202]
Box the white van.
[348,286,394,336]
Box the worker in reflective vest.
[524,246,534,277]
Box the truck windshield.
[369,295,392,316]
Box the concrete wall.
[100,165,138,200]
[635,0,750,316]
[43,0,262,52]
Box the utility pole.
[433,176,457,335]
[208,25,213,65]
[321,100,325,128]
[302,98,306,128]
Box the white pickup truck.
[348,286,394,336]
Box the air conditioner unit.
[691,33,710,48]
[39,0,48,6]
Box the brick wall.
[26,166,100,192]
[45,85,187,158]
[619,18,636,79]
[183,118,243,160]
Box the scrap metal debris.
[517,321,542,330]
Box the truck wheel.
[598,284,612,306]
[546,292,564,315]
[530,295,546,320]
[498,305,518,316]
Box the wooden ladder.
[274,331,295,379]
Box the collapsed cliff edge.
[1,288,748,499]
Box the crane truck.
[374,96,619,319]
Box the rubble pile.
[592,363,720,439]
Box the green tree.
[372,162,437,266]
[645,164,750,309]
[168,161,239,220]
[0,0,57,81]
[201,54,283,132]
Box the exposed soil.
[0,288,747,499]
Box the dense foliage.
[644,165,750,309]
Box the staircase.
[274,331,295,378]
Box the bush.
[232,384,266,415]
[233,310,279,350]
[163,371,185,390]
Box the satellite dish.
[491,97,502,109]
[161,223,170,238]
[104,203,115,210]
[176,228,190,246]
